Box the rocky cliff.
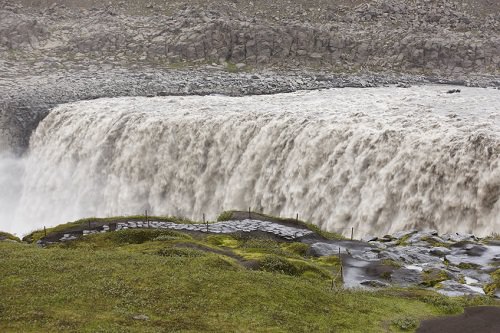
[1,0,499,75]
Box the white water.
[1,86,500,236]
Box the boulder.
[360,280,389,288]
[430,247,451,257]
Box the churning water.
[1,86,499,236]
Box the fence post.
[339,247,343,282]
[351,227,354,241]
[145,210,149,228]
[248,207,251,219]
[296,213,299,221]
[44,226,47,237]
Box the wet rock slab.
[310,230,500,298]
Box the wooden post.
[204,213,208,232]
[296,213,299,221]
[145,210,149,228]
[44,226,47,237]
[248,207,251,219]
[338,247,343,282]
[351,227,354,241]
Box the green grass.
[486,233,500,241]
[0,231,20,242]
[484,269,500,296]
[1,229,498,332]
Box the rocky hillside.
[1,0,499,76]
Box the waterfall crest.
[6,86,500,236]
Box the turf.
[0,229,497,332]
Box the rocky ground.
[1,0,499,74]
[315,230,500,299]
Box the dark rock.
[396,82,411,88]
[464,244,487,257]
[360,279,389,288]
[379,246,443,265]
[430,247,451,257]
[437,280,485,296]
[391,268,423,285]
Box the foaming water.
[0,152,24,232]
[3,86,500,236]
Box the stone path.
[59,219,313,242]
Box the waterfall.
[3,86,500,236]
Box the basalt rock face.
[0,0,498,75]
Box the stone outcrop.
[0,0,498,75]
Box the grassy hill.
[0,225,497,332]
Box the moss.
[315,255,341,267]
[483,269,500,296]
[381,259,403,268]
[421,269,450,287]
[395,233,413,246]
[484,283,497,296]
[238,238,289,257]
[281,242,309,257]
[457,262,481,270]
[205,234,240,248]
[421,236,450,248]
[217,210,234,222]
